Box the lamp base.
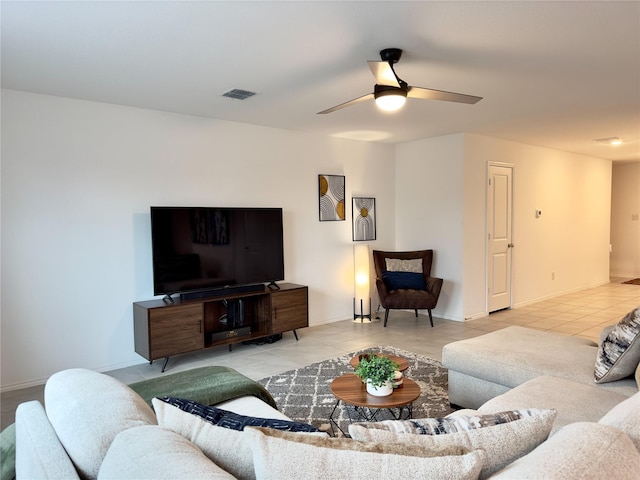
[353,298,380,323]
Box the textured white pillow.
[98,425,234,479]
[599,391,640,451]
[349,409,556,480]
[490,422,640,479]
[385,258,423,273]
[45,369,157,480]
[245,427,486,480]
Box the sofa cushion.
[595,306,640,383]
[45,369,156,480]
[348,409,555,480]
[245,427,486,480]
[98,425,233,479]
[478,375,629,431]
[443,326,637,398]
[490,422,640,479]
[152,397,323,480]
[599,391,640,451]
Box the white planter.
[366,379,394,396]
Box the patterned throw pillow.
[594,306,640,383]
[152,397,322,480]
[156,397,318,432]
[348,409,556,480]
[385,258,423,273]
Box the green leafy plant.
[354,353,399,388]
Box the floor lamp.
[353,244,377,323]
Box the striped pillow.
[594,306,640,383]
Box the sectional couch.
[14,307,640,479]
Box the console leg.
[293,330,299,341]
[161,357,170,373]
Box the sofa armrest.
[15,401,80,480]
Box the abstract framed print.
[352,197,376,241]
[319,174,346,221]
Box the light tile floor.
[2,279,639,429]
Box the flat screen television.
[150,207,284,298]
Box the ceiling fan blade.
[367,61,400,88]
[408,86,482,104]
[317,93,374,114]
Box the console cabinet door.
[149,303,203,359]
[271,287,308,333]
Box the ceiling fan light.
[373,85,407,112]
[376,92,407,112]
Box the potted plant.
[354,353,399,397]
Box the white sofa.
[15,362,640,479]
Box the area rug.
[622,278,640,285]
[257,346,455,436]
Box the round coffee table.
[349,353,410,372]
[329,373,420,436]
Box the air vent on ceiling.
[594,136,622,145]
[221,89,257,100]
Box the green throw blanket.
[129,366,277,409]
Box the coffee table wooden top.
[349,353,409,372]
[330,373,420,408]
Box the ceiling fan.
[318,48,482,114]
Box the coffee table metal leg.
[329,399,348,437]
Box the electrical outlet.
[632,214,639,221]
[552,272,555,280]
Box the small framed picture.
[318,174,346,221]
[352,197,376,241]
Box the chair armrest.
[375,278,389,304]
[426,277,443,301]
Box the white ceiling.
[2,1,639,162]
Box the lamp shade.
[354,244,371,315]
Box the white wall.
[0,89,395,389]
[395,133,612,321]
[395,135,465,320]
[610,162,640,278]
[465,134,612,312]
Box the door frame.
[486,161,515,313]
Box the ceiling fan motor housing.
[380,48,403,64]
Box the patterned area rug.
[622,278,640,285]
[258,346,455,436]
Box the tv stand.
[133,283,308,372]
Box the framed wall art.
[352,197,376,241]
[318,174,345,221]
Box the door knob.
[507,243,514,248]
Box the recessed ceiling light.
[594,136,622,146]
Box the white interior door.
[487,164,514,312]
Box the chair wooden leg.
[384,309,390,327]
[427,309,434,327]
